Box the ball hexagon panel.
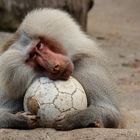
[54,93,72,112]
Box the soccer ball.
[24,76,87,128]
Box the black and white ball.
[24,76,87,127]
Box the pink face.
[26,37,74,80]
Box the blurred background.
[0,0,93,31]
[0,0,140,129]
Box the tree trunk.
[0,0,93,31]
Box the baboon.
[0,8,121,130]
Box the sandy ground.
[0,0,140,139]
[88,0,140,128]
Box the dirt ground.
[0,0,140,139]
[88,0,140,129]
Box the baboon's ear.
[16,32,31,46]
[9,32,31,51]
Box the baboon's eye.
[36,41,44,50]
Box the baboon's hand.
[16,112,39,129]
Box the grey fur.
[0,34,38,129]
